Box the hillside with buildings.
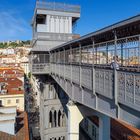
[0,40,30,48]
[0,40,31,75]
[0,40,31,139]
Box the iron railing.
[33,32,73,42]
[32,63,50,74]
[36,1,80,13]
[30,34,140,111]
[51,35,140,69]
[50,63,140,111]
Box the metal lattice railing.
[36,1,80,13]
[50,63,140,111]
[32,63,50,74]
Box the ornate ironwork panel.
[72,65,80,84]
[65,65,71,80]
[118,71,140,108]
[126,74,134,104]
[135,75,140,106]
[59,65,64,77]
[95,69,113,98]
[81,66,93,90]
[118,72,125,101]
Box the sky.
[0,0,140,41]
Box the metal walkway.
[30,14,140,129]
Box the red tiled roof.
[90,116,140,140]
[0,68,24,75]
[111,119,140,140]
[0,78,24,95]
[0,112,29,140]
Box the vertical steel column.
[63,47,66,80]
[92,39,97,109]
[92,39,95,94]
[55,51,56,75]
[127,39,130,67]
[138,36,140,71]
[99,114,110,140]
[70,46,73,84]
[79,43,82,88]
[125,38,127,67]
[114,31,118,105]
[79,43,84,104]
[114,31,120,118]
[106,43,108,65]
[58,51,60,77]
[121,43,123,67]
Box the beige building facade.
[0,94,24,111]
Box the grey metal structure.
[49,15,140,129]
[30,13,140,128]
[30,0,81,140]
[30,0,140,139]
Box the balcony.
[33,32,76,42]
[29,54,50,75]
[36,1,80,13]
[31,63,50,74]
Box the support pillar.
[99,114,110,140]
[67,101,83,140]
[56,110,58,127]
[52,110,55,127]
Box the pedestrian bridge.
[30,14,140,129]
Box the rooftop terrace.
[36,0,80,13]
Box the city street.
[24,76,40,140]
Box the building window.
[7,100,11,104]
[16,99,19,103]
[36,14,46,24]
[0,100,2,106]
[85,119,88,131]
[92,126,96,139]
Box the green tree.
[10,42,18,48]
[28,72,32,79]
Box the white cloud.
[0,10,31,41]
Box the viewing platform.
[36,0,80,13]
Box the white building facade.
[0,106,16,135]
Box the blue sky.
[0,0,140,41]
